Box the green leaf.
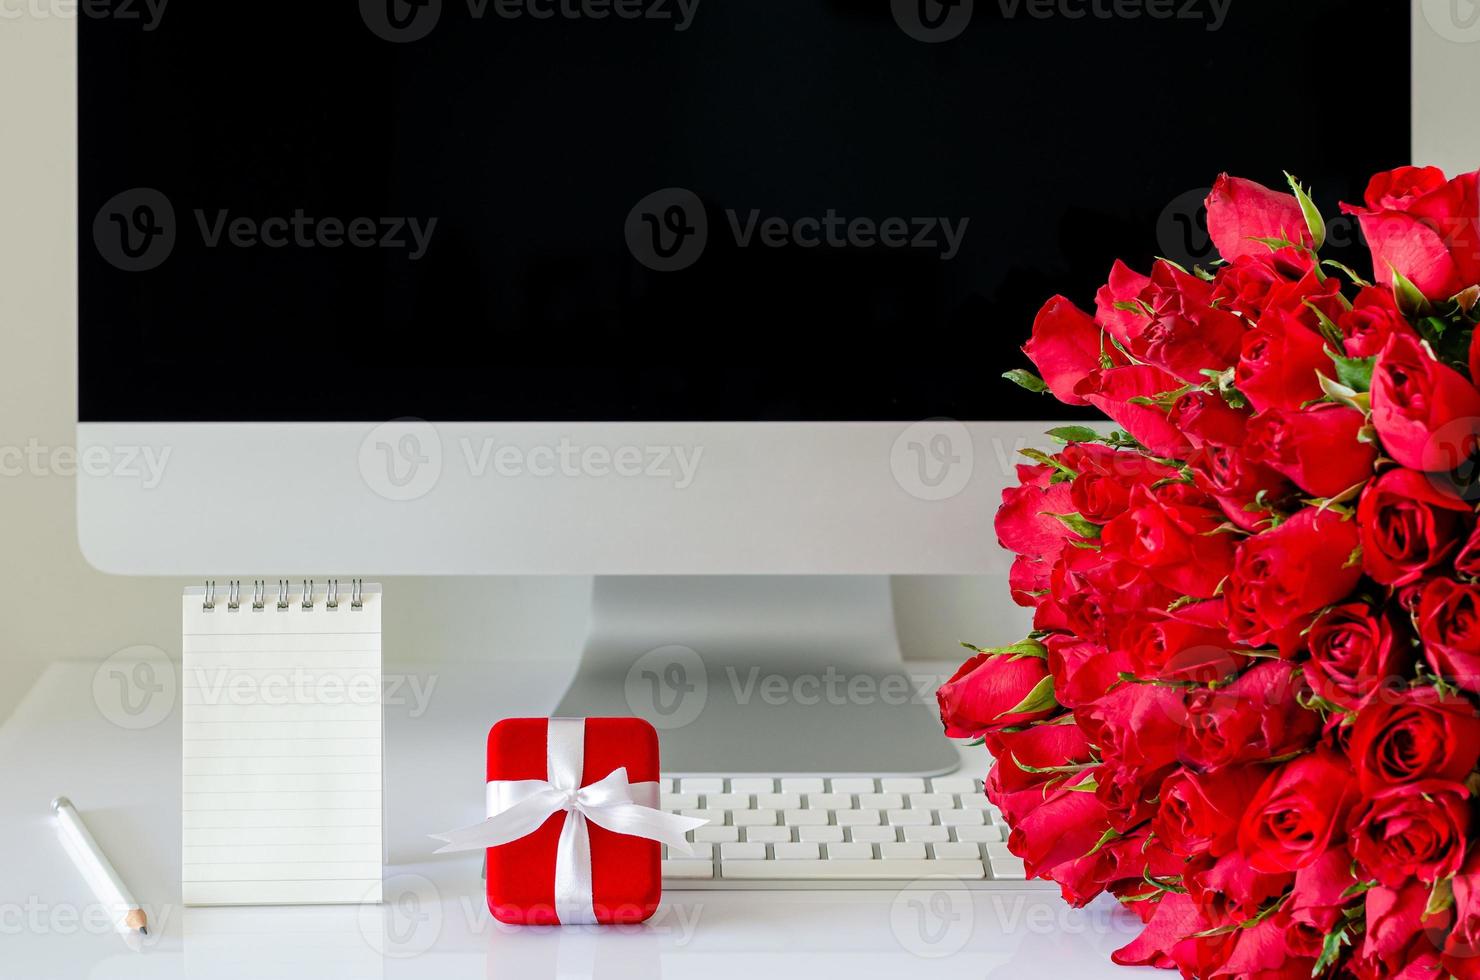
[1003,369,1049,394]
[1322,259,1372,287]
[1285,171,1326,252]
[1085,826,1121,858]
[1018,449,1078,482]
[1317,372,1371,414]
[1305,300,1345,348]
[995,675,1057,720]
[1390,267,1433,317]
[1327,350,1377,393]
[1426,876,1455,917]
[1313,925,1351,975]
[1044,512,1102,539]
[1046,425,1101,444]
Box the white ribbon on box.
[430,718,707,925]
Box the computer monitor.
[78,4,1415,771]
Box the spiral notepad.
[181,581,383,906]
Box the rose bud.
[1074,365,1195,459]
[1063,443,1176,525]
[1153,765,1268,859]
[1023,295,1121,406]
[995,474,1077,564]
[1305,604,1404,711]
[1225,507,1362,649]
[1125,600,1243,683]
[1341,165,1480,301]
[1205,173,1313,262]
[1209,249,1311,320]
[1045,634,1128,709]
[1005,779,1110,881]
[1187,443,1295,533]
[1350,780,1469,886]
[1235,310,1330,413]
[1178,661,1318,769]
[1356,467,1472,586]
[1459,523,1480,581]
[1077,680,1185,775]
[1361,881,1450,978]
[1185,851,1293,924]
[1244,403,1378,498]
[1111,892,1207,971]
[1418,578,1480,694]
[1219,914,1317,978]
[1286,846,1360,950]
[1168,390,1250,449]
[1339,285,1417,359]
[1443,851,1480,973]
[936,649,1055,739]
[1092,259,1151,350]
[1237,748,1358,873]
[1133,261,1248,385]
[1348,687,1480,792]
[1099,485,1236,600]
[1371,330,1480,472]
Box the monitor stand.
[553,576,962,775]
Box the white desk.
[0,661,1147,978]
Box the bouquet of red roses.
[938,166,1480,978]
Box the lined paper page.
[182,585,383,906]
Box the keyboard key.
[848,825,898,843]
[681,809,726,825]
[798,826,845,843]
[954,824,1004,843]
[659,778,674,793]
[858,793,904,810]
[705,794,752,810]
[662,792,700,811]
[667,843,714,860]
[756,792,802,809]
[831,778,877,793]
[880,842,928,861]
[958,794,993,810]
[730,778,775,793]
[681,778,726,794]
[907,793,957,810]
[825,843,875,860]
[780,778,825,793]
[721,843,767,861]
[940,810,985,826]
[806,793,854,810]
[732,809,779,827]
[932,842,982,860]
[783,808,830,826]
[835,810,881,827]
[985,842,1016,860]
[720,858,985,881]
[694,826,740,843]
[903,826,950,843]
[990,856,1028,880]
[931,777,980,794]
[880,778,926,793]
[663,860,714,879]
[744,826,792,844]
[886,809,933,827]
[773,843,820,860]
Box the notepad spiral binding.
[201,579,364,613]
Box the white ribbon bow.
[429,719,707,925]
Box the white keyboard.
[659,774,1041,888]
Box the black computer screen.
[79,1,1411,422]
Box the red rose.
[1093,259,1150,351]
[1167,390,1250,449]
[1371,330,1480,472]
[1445,851,1480,976]
[1023,295,1121,406]
[985,721,1095,827]
[994,473,1076,563]
[1044,634,1127,709]
[1286,846,1360,951]
[1359,881,1450,978]
[937,649,1055,739]
[1186,850,1292,924]
[1205,173,1313,262]
[1237,749,1357,873]
[1005,779,1109,880]
[1064,443,1176,524]
[1125,600,1243,683]
[1305,604,1404,711]
[1418,578,1480,693]
[1099,485,1236,599]
[1078,682,1184,776]
[1235,310,1330,413]
[1342,166,1480,300]
[1225,507,1362,649]
[1356,467,1472,586]
[1178,661,1318,770]
[1075,365,1194,459]
[1130,261,1248,385]
[1350,780,1469,886]
[1244,403,1377,498]
[1209,248,1311,319]
[1339,285,1416,359]
[1348,687,1480,793]
[1153,765,1267,859]
[1111,892,1204,970]
[1187,442,1294,533]
[1458,522,1480,579]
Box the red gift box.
[485,717,665,926]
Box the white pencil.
[51,797,148,935]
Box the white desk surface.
[1,660,1147,979]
